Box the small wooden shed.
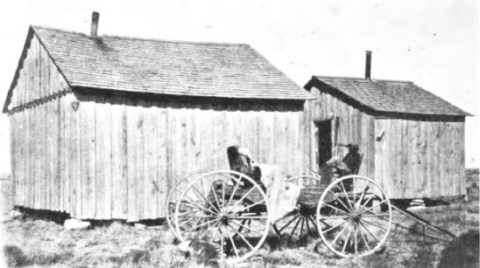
[3,23,314,221]
[304,70,470,199]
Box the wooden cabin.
[2,21,314,221]
[304,56,470,199]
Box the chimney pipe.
[365,50,372,80]
[91,11,99,37]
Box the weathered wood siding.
[8,32,71,213]
[374,119,466,198]
[68,94,314,220]
[7,34,69,111]
[10,93,314,221]
[307,86,376,178]
[7,31,315,220]
[308,85,466,199]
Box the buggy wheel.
[174,170,271,263]
[166,170,209,238]
[272,175,320,241]
[316,175,392,258]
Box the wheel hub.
[219,214,230,225]
[350,213,361,222]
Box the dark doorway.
[316,120,332,167]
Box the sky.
[0,0,478,175]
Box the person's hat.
[346,143,359,151]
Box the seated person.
[322,143,362,184]
[226,145,301,222]
[227,145,262,186]
[332,143,362,177]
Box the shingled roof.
[21,26,312,100]
[305,76,470,117]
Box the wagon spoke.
[209,179,222,211]
[305,216,311,235]
[176,210,199,217]
[332,222,349,244]
[341,225,353,254]
[220,232,225,260]
[228,224,255,250]
[198,221,221,240]
[230,220,264,235]
[234,186,259,207]
[226,178,240,208]
[318,215,350,220]
[350,177,358,204]
[327,190,352,213]
[192,185,220,213]
[358,192,376,209]
[319,201,350,215]
[358,221,380,242]
[359,199,388,214]
[300,217,305,237]
[180,217,206,234]
[361,212,390,218]
[278,214,299,233]
[228,233,240,258]
[358,223,371,251]
[209,226,220,244]
[288,217,302,241]
[309,216,320,232]
[180,199,218,215]
[183,218,220,233]
[229,215,268,220]
[322,219,346,234]
[240,199,266,212]
[222,176,226,208]
[274,210,297,222]
[361,218,389,232]
[178,216,197,227]
[356,182,371,209]
[339,180,354,211]
[353,223,358,254]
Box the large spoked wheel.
[166,170,209,238]
[174,170,271,263]
[316,175,392,258]
[273,175,321,241]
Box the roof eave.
[306,76,471,118]
[71,85,314,101]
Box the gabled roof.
[23,26,311,100]
[305,76,470,117]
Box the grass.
[1,200,478,268]
[1,171,479,267]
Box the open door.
[316,120,332,168]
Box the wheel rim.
[272,175,321,241]
[316,175,392,258]
[174,170,271,263]
[166,170,209,238]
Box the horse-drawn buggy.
[166,146,453,263]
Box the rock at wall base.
[64,219,91,230]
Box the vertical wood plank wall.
[7,32,315,221]
[375,119,466,198]
[308,87,376,178]
[8,33,70,212]
[8,35,69,109]
[10,92,314,221]
[309,86,466,199]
